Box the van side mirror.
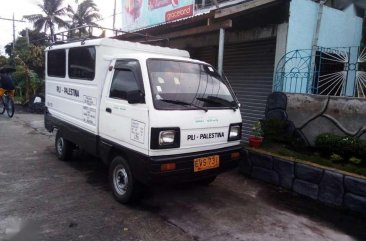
[126,90,145,104]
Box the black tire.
[196,176,217,186]
[6,97,14,118]
[0,97,5,114]
[55,131,74,161]
[109,156,140,204]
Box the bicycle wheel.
[6,96,14,118]
[0,97,5,114]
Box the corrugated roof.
[133,12,212,33]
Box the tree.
[67,0,101,37]
[0,56,8,66]
[8,43,45,101]
[19,29,48,46]
[3,34,46,101]
[5,28,47,57]
[4,36,45,78]
[23,0,68,40]
[12,65,43,100]
[5,43,13,57]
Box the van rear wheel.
[55,131,74,161]
[109,156,140,204]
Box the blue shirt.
[0,74,15,90]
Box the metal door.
[223,39,276,142]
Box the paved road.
[0,112,365,241]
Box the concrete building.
[117,0,365,141]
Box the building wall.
[278,0,364,93]
[286,0,318,52]
[286,93,366,145]
[286,0,363,52]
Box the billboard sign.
[122,0,194,32]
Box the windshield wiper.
[196,96,238,111]
[159,99,208,112]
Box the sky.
[0,0,122,55]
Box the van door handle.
[106,107,112,113]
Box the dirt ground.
[0,112,365,241]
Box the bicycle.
[0,90,15,118]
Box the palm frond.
[53,16,69,29]
[26,0,69,36]
[66,0,101,30]
[34,18,47,32]
[23,14,44,23]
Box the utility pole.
[0,14,26,55]
[26,28,30,44]
[113,0,117,31]
[13,14,15,52]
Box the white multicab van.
[44,38,243,203]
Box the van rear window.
[47,49,66,77]
[68,47,96,80]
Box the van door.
[99,59,149,155]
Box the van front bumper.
[140,145,243,184]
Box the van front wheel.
[109,156,139,204]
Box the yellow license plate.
[193,155,220,172]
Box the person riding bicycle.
[0,71,15,97]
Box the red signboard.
[165,4,193,22]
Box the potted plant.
[249,121,264,148]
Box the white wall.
[287,0,363,52]
[278,0,364,94]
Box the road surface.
[0,112,365,241]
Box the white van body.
[45,38,243,202]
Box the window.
[110,70,139,100]
[47,49,66,77]
[312,50,345,96]
[147,59,237,110]
[68,46,96,80]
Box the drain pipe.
[218,28,225,75]
[309,0,326,93]
[312,0,327,49]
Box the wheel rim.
[57,137,64,155]
[0,98,4,114]
[7,101,14,117]
[113,165,129,195]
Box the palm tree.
[23,0,68,41]
[67,0,101,37]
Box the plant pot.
[249,136,263,148]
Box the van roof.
[45,38,190,58]
[115,52,206,65]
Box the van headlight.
[159,130,175,145]
[151,127,180,149]
[228,123,242,141]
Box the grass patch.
[258,142,366,178]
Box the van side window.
[47,49,66,77]
[110,70,139,100]
[68,46,96,80]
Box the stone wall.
[286,94,366,145]
[240,149,366,216]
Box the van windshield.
[147,59,238,110]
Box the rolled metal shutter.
[190,46,217,68]
[223,39,276,142]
